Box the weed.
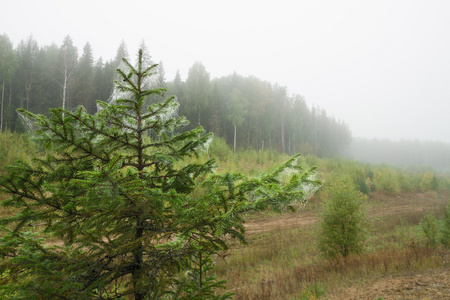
[295,282,327,299]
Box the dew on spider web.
[96,60,181,140]
[199,134,214,158]
[18,110,49,138]
[107,60,161,106]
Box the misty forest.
[2,34,450,171]
[0,34,450,299]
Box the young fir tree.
[0,50,320,299]
[318,180,367,259]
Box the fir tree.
[0,50,319,299]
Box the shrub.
[440,204,450,247]
[355,176,370,195]
[373,168,401,195]
[208,137,232,161]
[318,180,368,259]
[419,171,435,192]
[420,213,438,248]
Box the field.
[215,191,450,299]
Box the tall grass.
[0,130,38,170]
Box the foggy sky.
[2,0,450,143]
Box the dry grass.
[214,194,450,300]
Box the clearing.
[240,191,450,299]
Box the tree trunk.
[280,114,285,153]
[288,136,291,155]
[133,108,145,300]
[133,225,144,300]
[233,125,237,154]
[8,82,12,107]
[63,68,68,110]
[25,81,31,111]
[269,132,272,150]
[247,118,251,148]
[1,81,4,132]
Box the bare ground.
[327,268,450,300]
[244,191,448,234]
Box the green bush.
[373,168,401,195]
[208,137,233,161]
[355,176,370,195]
[318,180,368,259]
[419,171,436,192]
[440,204,450,247]
[420,213,438,248]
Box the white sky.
[2,0,450,143]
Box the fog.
[2,0,450,143]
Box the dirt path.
[327,268,450,300]
[244,191,448,235]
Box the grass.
[214,195,450,300]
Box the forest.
[3,33,450,173]
[0,34,351,157]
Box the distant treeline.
[0,34,351,157]
[350,138,450,173]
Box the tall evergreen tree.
[93,57,115,104]
[114,40,129,66]
[0,50,319,299]
[0,34,17,132]
[32,44,60,114]
[14,36,39,112]
[273,84,288,153]
[157,60,166,88]
[184,62,210,128]
[73,42,95,113]
[136,39,153,67]
[207,82,222,137]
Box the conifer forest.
[0,34,351,158]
